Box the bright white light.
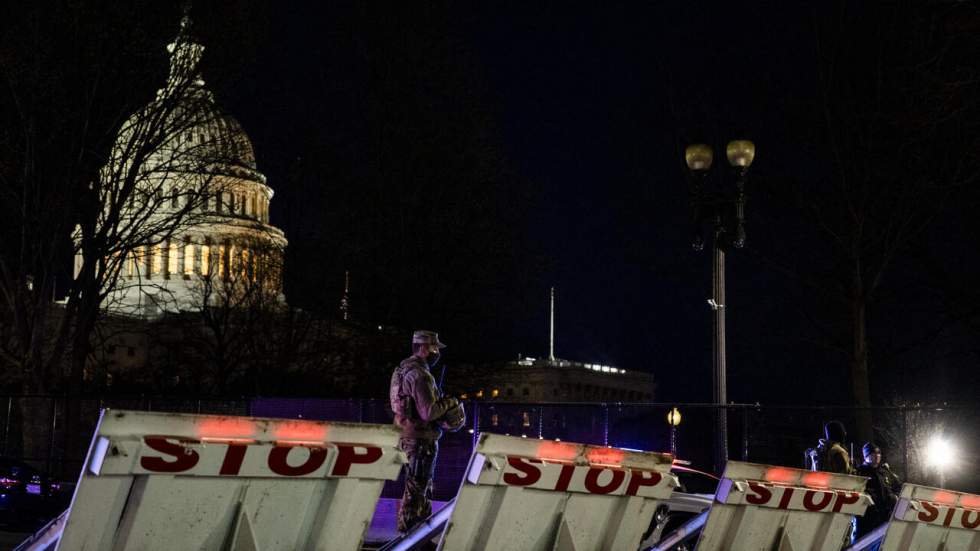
[926,435,956,469]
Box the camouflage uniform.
[390,351,456,532]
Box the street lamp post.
[667,407,682,457]
[685,139,756,473]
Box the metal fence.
[2,395,976,501]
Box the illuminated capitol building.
[74,14,287,319]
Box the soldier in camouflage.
[390,330,465,533]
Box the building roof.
[112,12,262,182]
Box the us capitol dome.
[77,14,288,318]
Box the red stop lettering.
[917,501,939,522]
[584,467,626,494]
[219,443,249,476]
[268,445,327,476]
[746,481,772,505]
[943,506,957,527]
[625,470,662,496]
[554,464,576,492]
[962,509,980,529]
[503,457,542,486]
[777,487,796,509]
[833,491,861,513]
[803,489,834,511]
[141,436,200,473]
[331,444,383,476]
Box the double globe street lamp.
[684,139,756,473]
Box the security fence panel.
[847,484,980,551]
[437,433,677,551]
[51,409,404,551]
[694,461,871,551]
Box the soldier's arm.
[830,448,852,474]
[410,369,453,422]
[887,468,902,492]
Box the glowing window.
[227,244,236,278]
[200,244,210,276]
[218,245,226,278]
[127,248,138,277]
[167,242,178,275]
[184,242,195,275]
[242,248,251,279]
[151,245,163,276]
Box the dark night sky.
[64,2,980,405]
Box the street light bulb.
[685,144,713,171]
[726,139,756,168]
[925,435,955,469]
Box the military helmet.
[440,401,466,432]
[412,330,446,349]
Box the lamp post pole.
[667,407,682,457]
[685,140,755,474]
[712,232,727,471]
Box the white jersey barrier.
[847,484,980,551]
[692,461,871,551]
[53,409,404,551]
[435,434,677,551]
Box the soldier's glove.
[439,399,466,433]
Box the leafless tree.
[755,1,980,440]
[176,242,291,393]
[1,7,241,394]
[0,5,244,456]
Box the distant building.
[449,356,656,403]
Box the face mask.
[426,352,441,367]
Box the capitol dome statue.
[75,13,287,318]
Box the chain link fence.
[2,396,976,501]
